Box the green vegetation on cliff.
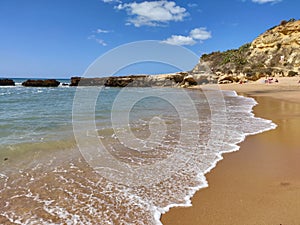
[194,19,300,82]
[201,43,251,72]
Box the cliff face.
[193,19,300,83]
[249,19,300,71]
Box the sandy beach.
[161,77,300,224]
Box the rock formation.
[22,79,60,87]
[0,79,15,86]
[70,73,192,87]
[69,77,82,86]
[193,19,300,83]
[69,71,215,88]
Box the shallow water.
[0,84,276,224]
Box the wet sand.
[161,78,300,224]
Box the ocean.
[0,79,276,224]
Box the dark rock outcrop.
[69,72,216,88]
[104,75,148,87]
[22,79,60,87]
[69,74,187,87]
[0,79,15,86]
[70,77,82,86]
[183,75,197,86]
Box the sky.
[0,0,299,78]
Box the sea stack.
[0,79,15,86]
[22,79,60,87]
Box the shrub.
[238,43,251,52]
[288,18,296,22]
[276,43,281,50]
[288,71,298,77]
[251,63,264,70]
[244,69,254,77]
[265,68,273,76]
[280,20,288,26]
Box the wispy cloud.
[187,3,198,8]
[95,29,111,34]
[88,28,112,46]
[251,0,282,4]
[115,1,189,27]
[88,35,107,46]
[102,0,122,3]
[95,39,108,46]
[162,27,212,46]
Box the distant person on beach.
[265,78,272,84]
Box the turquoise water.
[0,85,74,146]
[0,81,276,224]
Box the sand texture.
[162,77,300,225]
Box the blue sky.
[0,0,299,78]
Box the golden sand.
[161,77,300,225]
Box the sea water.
[0,80,276,224]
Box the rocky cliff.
[193,19,300,83]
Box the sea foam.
[0,87,276,225]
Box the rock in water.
[0,79,15,86]
[22,79,60,87]
[69,77,82,86]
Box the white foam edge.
[153,90,277,225]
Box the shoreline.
[161,78,300,224]
[2,77,300,224]
[157,89,276,225]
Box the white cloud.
[95,29,110,34]
[251,0,281,4]
[115,1,188,27]
[190,28,211,40]
[162,27,212,46]
[162,35,196,46]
